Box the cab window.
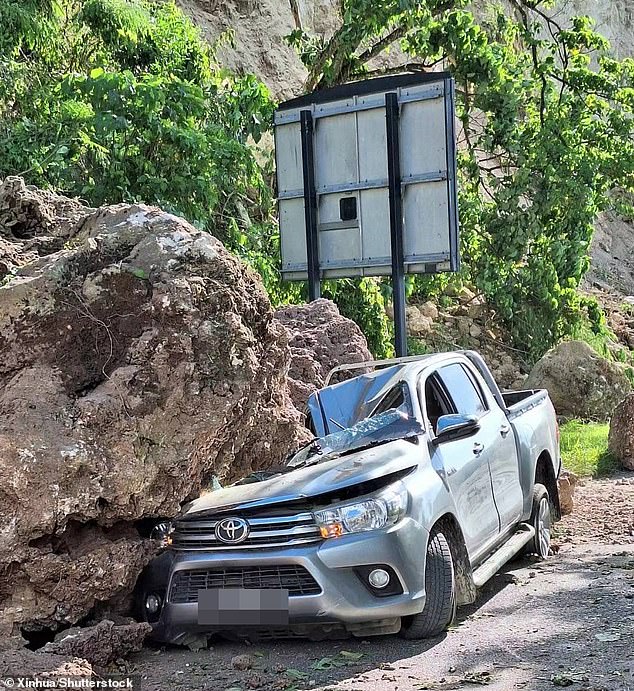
[436,363,488,417]
[372,383,406,416]
[423,376,453,434]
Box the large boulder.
[0,178,307,635]
[275,298,372,409]
[524,340,631,420]
[608,394,634,471]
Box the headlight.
[314,481,408,539]
[150,521,174,546]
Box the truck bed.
[502,389,549,421]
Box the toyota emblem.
[215,517,249,544]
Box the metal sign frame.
[274,72,460,356]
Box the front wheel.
[400,529,456,639]
[528,484,552,558]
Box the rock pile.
[399,286,527,390]
[0,177,308,637]
[42,620,151,668]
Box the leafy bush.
[322,278,393,358]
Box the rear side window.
[436,363,488,417]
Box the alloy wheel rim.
[537,497,551,557]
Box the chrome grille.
[169,565,322,603]
[171,511,322,550]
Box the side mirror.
[433,414,480,444]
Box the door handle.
[473,442,484,455]
[500,424,511,438]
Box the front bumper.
[147,517,429,643]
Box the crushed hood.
[179,438,419,518]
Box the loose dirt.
[130,475,634,691]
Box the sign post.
[274,72,460,356]
[385,91,407,357]
[299,110,320,301]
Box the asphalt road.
[130,477,634,691]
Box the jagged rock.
[0,179,307,635]
[608,394,634,471]
[557,470,579,515]
[0,648,92,679]
[406,305,433,337]
[456,316,471,336]
[231,653,256,670]
[0,177,88,279]
[524,341,631,420]
[43,620,152,668]
[458,286,476,303]
[275,299,372,409]
[419,301,439,320]
[469,323,482,338]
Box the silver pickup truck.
[139,350,561,644]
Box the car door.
[421,363,501,560]
[452,361,524,531]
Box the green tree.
[288,0,634,360]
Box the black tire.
[400,529,456,639]
[527,483,552,558]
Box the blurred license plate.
[198,588,289,626]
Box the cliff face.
[176,0,340,98]
[177,0,633,98]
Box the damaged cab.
[139,351,561,642]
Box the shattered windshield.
[286,409,424,469]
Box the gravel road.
[130,475,634,691]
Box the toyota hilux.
[138,350,561,643]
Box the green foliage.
[322,279,393,358]
[559,420,619,477]
[0,0,398,354]
[0,0,55,54]
[289,0,634,362]
[0,0,297,305]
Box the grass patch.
[560,420,620,477]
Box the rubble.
[0,178,307,636]
[0,648,92,680]
[43,620,152,668]
[608,394,634,471]
[392,287,527,390]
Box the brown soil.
[129,474,634,691]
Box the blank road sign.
[274,72,459,280]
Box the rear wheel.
[400,529,456,639]
[528,484,552,558]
